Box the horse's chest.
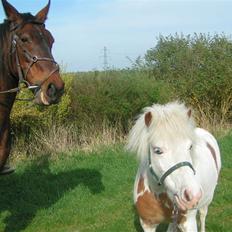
[135,177,186,226]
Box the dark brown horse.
[0,0,64,174]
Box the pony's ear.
[2,0,21,22]
[187,109,192,118]
[35,0,50,23]
[145,112,152,127]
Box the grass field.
[0,133,231,232]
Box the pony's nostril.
[184,189,192,202]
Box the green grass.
[0,133,231,232]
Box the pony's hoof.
[0,165,15,175]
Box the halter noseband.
[148,149,196,186]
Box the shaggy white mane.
[126,101,196,161]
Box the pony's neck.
[138,161,164,195]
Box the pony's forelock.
[126,101,196,161]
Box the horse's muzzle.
[34,84,64,105]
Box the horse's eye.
[21,36,29,43]
[153,147,163,155]
[189,145,193,150]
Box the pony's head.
[127,102,202,211]
[2,0,64,105]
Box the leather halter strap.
[0,21,59,96]
[148,150,196,186]
[12,34,59,88]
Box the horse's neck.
[0,23,18,91]
[0,25,17,110]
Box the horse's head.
[128,102,202,211]
[2,0,64,105]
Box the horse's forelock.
[20,13,38,23]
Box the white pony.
[127,102,221,232]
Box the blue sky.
[0,0,232,71]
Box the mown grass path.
[0,134,231,232]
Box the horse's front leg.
[0,116,14,175]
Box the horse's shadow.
[0,156,104,232]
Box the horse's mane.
[0,20,11,78]
[127,101,196,161]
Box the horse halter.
[0,20,59,95]
[148,149,196,186]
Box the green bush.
[144,33,232,125]
[11,33,232,142]
[11,74,74,135]
[11,69,171,139]
[71,69,172,131]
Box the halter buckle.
[32,56,38,62]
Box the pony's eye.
[189,145,193,150]
[153,147,163,155]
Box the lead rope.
[172,203,179,232]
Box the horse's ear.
[1,0,21,22]
[187,109,192,118]
[35,0,50,23]
[145,112,152,127]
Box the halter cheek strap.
[148,151,196,186]
[12,34,59,88]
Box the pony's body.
[127,102,220,232]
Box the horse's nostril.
[47,83,57,98]
[59,88,64,96]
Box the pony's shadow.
[0,156,104,232]
[134,210,168,232]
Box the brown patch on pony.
[137,177,145,194]
[206,142,218,172]
[187,109,192,118]
[135,177,187,226]
[145,112,152,127]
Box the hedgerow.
[10,33,232,153]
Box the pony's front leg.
[167,223,177,232]
[0,117,14,175]
[178,209,198,232]
[199,205,208,232]
[140,218,158,232]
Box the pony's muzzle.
[175,188,202,211]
